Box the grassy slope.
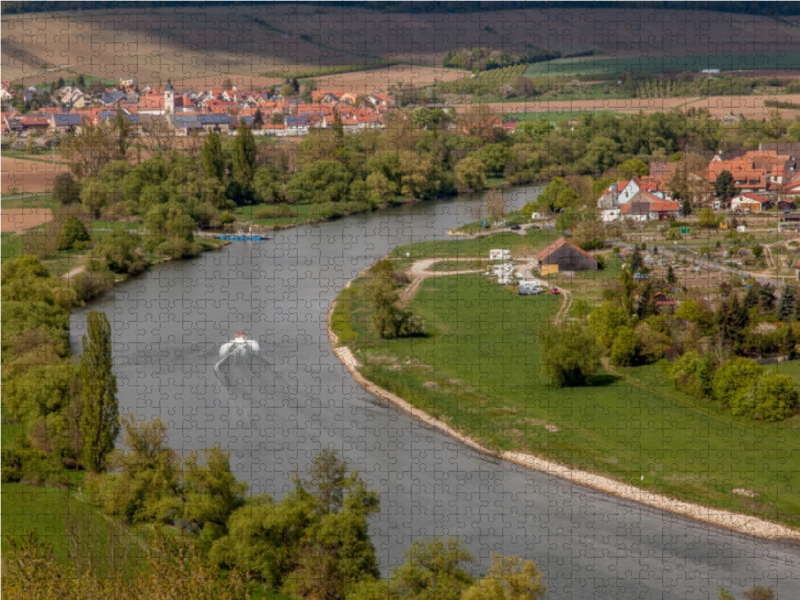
[334,246,800,528]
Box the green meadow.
[333,254,800,528]
[524,52,800,77]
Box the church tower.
[164,79,175,114]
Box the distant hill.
[4,4,800,85]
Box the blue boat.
[216,231,270,241]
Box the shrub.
[670,351,715,398]
[610,326,638,366]
[56,215,90,251]
[731,371,799,421]
[712,357,762,408]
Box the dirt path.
[399,258,484,306]
[62,264,86,280]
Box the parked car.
[510,224,521,231]
[550,287,560,294]
[633,272,649,280]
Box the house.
[648,201,681,220]
[285,116,309,136]
[20,116,50,130]
[532,237,597,274]
[50,112,83,133]
[197,113,230,133]
[778,200,796,212]
[731,192,770,212]
[0,81,14,101]
[136,113,168,136]
[707,151,789,192]
[170,113,202,136]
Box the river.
[70,185,800,599]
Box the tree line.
[538,246,800,422]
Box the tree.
[390,538,475,600]
[617,158,649,178]
[115,109,133,159]
[758,283,777,313]
[731,371,799,421]
[636,282,656,319]
[698,207,719,229]
[666,264,677,286]
[680,198,692,216]
[286,160,353,204]
[610,326,639,366]
[61,121,117,177]
[52,172,82,205]
[253,108,264,128]
[461,554,547,600]
[783,324,797,358]
[454,157,487,192]
[630,246,643,273]
[484,189,507,222]
[538,322,600,387]
[619,267,635,317]
[80,177,109,218]
[304,448,349,515]
[56,215,90,251]
[588,301,628,349]
[670,351,716,398]
[232,124,256,189]
[202,131,225,181]
[714,170,737,201]
[280,83,296,97]
[100,414,182,523]
[79,310,119,472]
[717,589,736,600]
[332,111,344,141]
[712,357,762,407]
[182,445,248,542]
[271,112,285,125]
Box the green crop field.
[333,263,800,528]
[525,52,800,77]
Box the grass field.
[390,229,559,260]
[333,256,800,528]
[524,52,800,77]
[1,483,146,573]
[236,203,320,228]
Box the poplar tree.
[79,310,119,472]
[202,131,225,181]
[232,124,256,188]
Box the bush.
[712,357,762,408]
[539,322,600,387]
[71,267,115,302]
[56,215,90,251]
[610,327,638,366]
[669,351,715,398]
[731,371,799,421]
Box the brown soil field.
[5,6,800,85]
[455,94,800,120]
[2,156,69,194]
[1,208,54,232]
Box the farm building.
[532,237,597,273]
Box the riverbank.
[326,260,800,541]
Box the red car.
[550,287,560,295]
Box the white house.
[731,193,770,212]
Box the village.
[0,78,396,140]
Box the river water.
[71,186,800,599]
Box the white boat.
[214,331,260,371]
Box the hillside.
[4,5,800,86]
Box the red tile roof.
[534,237,596,262]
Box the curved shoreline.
[326,277,800,542]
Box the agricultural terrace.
[331,231,800,529]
